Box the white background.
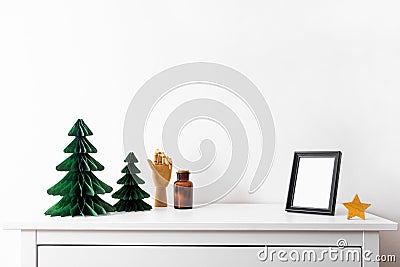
[1,1,399,266]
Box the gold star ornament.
[343,194,371,220]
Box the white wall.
[1,1,399,266]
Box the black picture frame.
[285,151,342,216]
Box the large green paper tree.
[45,119,115,217]
[112,152,152,212]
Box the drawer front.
[38,246,361,267]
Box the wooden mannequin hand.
[147,150,173,207]
[147,159,172,187]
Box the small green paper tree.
[45,119,115,217]
[112,152,152,212]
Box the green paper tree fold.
[45,119,115,217]
[112,152,152,212]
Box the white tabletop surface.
[4,204,397,231]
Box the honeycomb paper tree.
[112,152,152,212]
[45,119,115,217]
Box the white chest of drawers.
[5,204,397,267]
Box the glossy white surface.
[5,204,397,231]
[11,204,397,267]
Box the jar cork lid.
[177,169,190,174]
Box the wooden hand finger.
[147,159,157,172]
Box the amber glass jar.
[174,170,193,209]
